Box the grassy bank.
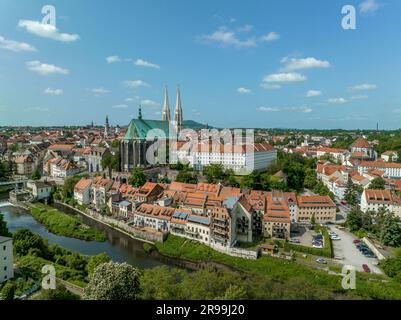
[155,235,401,300]
[28,203,106,242]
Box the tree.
[176,171,197,184]
[203,164,225,183]
[221,285,247,300]
[140,266,185,300]
[129,167,146,187]
[310,213,316,228]
[61,176,82,200]
[380,214,401,247]
[86,253,111,278]
[1,282,15,300]
[346,207,363,232]
[83,262,141,300]
[13,228,48,257]
[0,214,11,237]
[31,168,41,180]
[304,169,317,189]
[369,177,386,190]
[38,285,80,300]
[283,162,305,192]
[101,154,113,178]
[227,175,240,188]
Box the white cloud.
[237,25,253,32]
[237,87,251,94]
[123,80,150,88]
[328,98,348,104]
[44,88,63,95]
[112,104,128,109]
[106,55,121,63]
[260,32,280,42]
[257,106,312,113]
[200,27,257,48]
[359,0,382,15]
[281,57,331,71]
[257,107,280,112]
[262,72,306,83]
[134,59,160,69]
[141,99,160,108]
[26,60,69,75]
[306,90,322,97]
[0,35,37,52]
[351,94,369,100]
[18,20,79,42]
[260,83,281,90]
[92,87,110,94]
[349,83,377,91]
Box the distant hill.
[183,120,212,129]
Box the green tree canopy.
[129,167,147,187]
[86,253,111,278]
[31,168,41,181]
[1,282,15,300]
[369,177,386,190]
[13,228,48,257]
[0,214,11,237]
[83,262,141,300]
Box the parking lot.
[329,226,382,274]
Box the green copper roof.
[123,119,171,140]
[122,118,210,141]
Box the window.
[3,245,5,251]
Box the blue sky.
[0,0,400,129]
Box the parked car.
[362,264,371,273]
[313,243,323,248]
[330,235,341,240]
[363,252,375,258]
[289,239,300,244]
[316,258,327,264]
[353,239,361,244]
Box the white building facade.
[0,237,14,283]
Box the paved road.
[330,226,382,274]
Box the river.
[0,201,165,269]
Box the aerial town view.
[1,0,401,311]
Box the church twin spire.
[162,86,183,132]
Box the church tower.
[161,86,171,122]
[174,86,183,132]
[104,115,110,138]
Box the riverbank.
[152,234,401,300]
[54,201,157,245]
[27,202,106,242]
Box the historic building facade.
[120,87,183,172]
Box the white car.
[330,236,341,241]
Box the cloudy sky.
[0,0,400,129]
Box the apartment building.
[172,142,277,174]
[0,237,14,283]
[360,189,401,217]
[73,178,92,205]
[358,161,401,179]
[297,196,336,224]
